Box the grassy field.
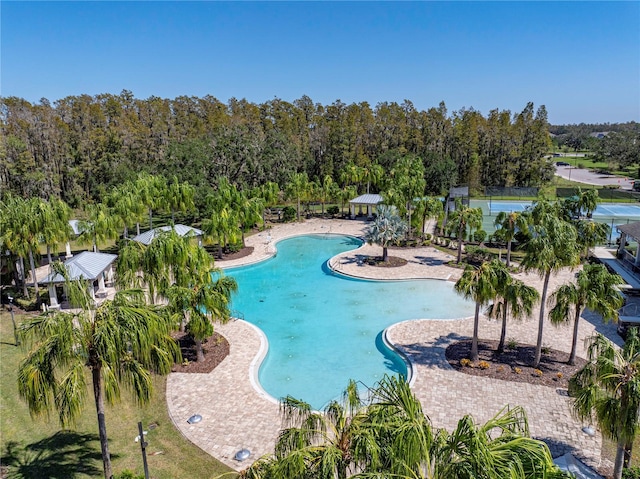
[0,310,236,479]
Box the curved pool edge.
[241,320,281,406]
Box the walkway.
[166,219,619,473]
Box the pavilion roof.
[39,251,117,284]
[349,194,383,205]
[617,222,640,241]
[131,224,203,245]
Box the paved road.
[555,165,635,190]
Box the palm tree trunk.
[297,197,301,222]
[568,307,582,365]
[195,338,205,362]
[28,249,40,300]
[20,256,28,297]
[498,305,508,353]
[534,271,551,368]
[136,223,141,236]
[382,246,388,262]
[149,208,153,230]
[457,229,463,264]
[506,240,512,268]
[614,439,625,479]
[471,302,481,361]
[92,365,113,479]
[47,245,53,268]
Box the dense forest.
[1,92,637,209]
[1,92,554,205]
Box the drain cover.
[187,414,202,424]
[234,448,251,461]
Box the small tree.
[364,205,408,262]
[447,202,483,264]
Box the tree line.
[1,92,554,206]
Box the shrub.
[533,369,543,377]
[506,338,518,350]
[465,246,492,263]
[541,345,551,355]
[473,230,487,243]
[478,360,490,369]
[282,206,296,222]
[327,205,340,216]
[623,467,640,479]
[514,367,522,374]
[556,372,563,380]
[460,358,473,368]
[496,365,505,373]
[114,471,145,479]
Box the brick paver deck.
[166,218,619,472]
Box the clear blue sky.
[2,1,638,124]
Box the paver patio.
[166,218,620,472]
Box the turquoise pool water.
[226,234,475,409]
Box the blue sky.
[2,1,638,124]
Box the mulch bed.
[171,331,230,374]
[364,256,408,267]
[445,339,587,389]
[217,246,254,261]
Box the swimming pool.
[226,234,475,409]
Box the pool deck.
[166,218,619,473]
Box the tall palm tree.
[569,330,640,479]
[364,205,408,262]
[77,202,119,253]
[318,174,337,217]
[17,263,180,479]
[454,260,510,361]
[413,196,443,239]
[488,277,539,354]
[285,172,311,222]
[106,183,145,239]
[164,176,195,223]
[493,210,527,268]
[237,192,264,247]
[549,264,624,365]
[39,198,72,267]
[166,271,237,361]
[447,203,483,264]
[575,219,610,258]
[521,202,581,368]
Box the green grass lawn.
[0,310,236,479]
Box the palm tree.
[317,174,337,217]
[455,260,509,361]
[242,376,565,479]
[413,196,443,239]
[237,192,264,247]
[364,205,408,262]
[164,176,195,223]
[39,198,72,267]
[1,196,43,298]
[521,202,581,368]
[488,277,539,354]
[17,263,180,479]
[575,219,610,258]
[285,172,311,222]
[493,210,527,268]
[549,263,624,365]
[569,330,640,479]
[106,183,146,239]
[135,173,168,230]
[241,380,379,479]
[166,270,237,361]
[77,202,119,253]
[253,181,280,227]
[447,203,483,264]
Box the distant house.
[589,131,610,139]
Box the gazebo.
[349,194,383,220]
[616,222,640,270]
[39,251,117,309]
[131,224,203,245]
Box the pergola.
[131,224,203,245]
[349,194,383,219]
[616,221,640,270]
[39,251,117,309]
